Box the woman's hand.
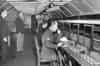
[57,42,64,47]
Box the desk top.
[61,44,100,66]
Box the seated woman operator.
[40,21,62,61]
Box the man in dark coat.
[0,15,10,63]
[31,15,38,35]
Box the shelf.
[59,20,100,24]
[93,27,100,32]
[93,34,100,40]
[93,40,100,52]
[93,38,100,42]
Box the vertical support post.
[68,23,71,40]
[34,36,40,66]
[76,24,79,45]
[89,25,94,51]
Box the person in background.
[0,9,10,63]
[31,15,38,35]
[3,7,19,59]
[15,12,25,53]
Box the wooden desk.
[62,45,100,66]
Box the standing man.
[15,12,25,53]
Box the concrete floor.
[2,30,37,66]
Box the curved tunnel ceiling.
[7,0,36,2]
[47,0,100,20]
[7,0,100,16]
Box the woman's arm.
[45,40,58,49]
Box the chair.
[40,48,62,66]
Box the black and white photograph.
[0,0,100,66]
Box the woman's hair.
[42,22,51,31]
